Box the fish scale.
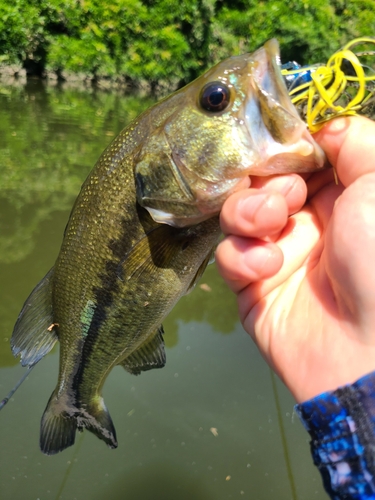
[10,39,326,454]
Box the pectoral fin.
[121,326,166,375]
[11,267,58,367]
[121,223,191,280]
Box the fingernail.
[238,194,269,221]
[321,116,351,134]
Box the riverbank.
[0,65,178,95]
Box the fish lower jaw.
[194,177,253,220]
[263,136,314,158]
[243,136,326,176]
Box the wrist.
[276,339,375,404]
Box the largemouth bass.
[10,39,326,455]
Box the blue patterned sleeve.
[295,372,375,499]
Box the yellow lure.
[282,37,375,132]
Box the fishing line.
[282,37,375,132]
[54,432,85,500]
[0,365,36,410]
[269,369,297,500]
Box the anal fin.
[11,267,58,367]
[121,326,166,375]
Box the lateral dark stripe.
[72,213,137,400]
[72,206,177,400]
[336,385,375,478]
[72,263,120,402]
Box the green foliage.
[212,0,374,65]
[48,34,117,76]
[0,0,374,87]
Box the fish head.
[135,39,327,227]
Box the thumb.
[313,115,375,187]
[315,116,375,333]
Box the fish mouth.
[243,38,327,174]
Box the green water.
[0,80,325,500]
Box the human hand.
[216,116,375,403]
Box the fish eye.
[199,82,230,112]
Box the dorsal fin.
[120,326,166,375]
[11,267,58,367]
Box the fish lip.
[243,39,327,173]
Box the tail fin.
[40,391,117,455]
